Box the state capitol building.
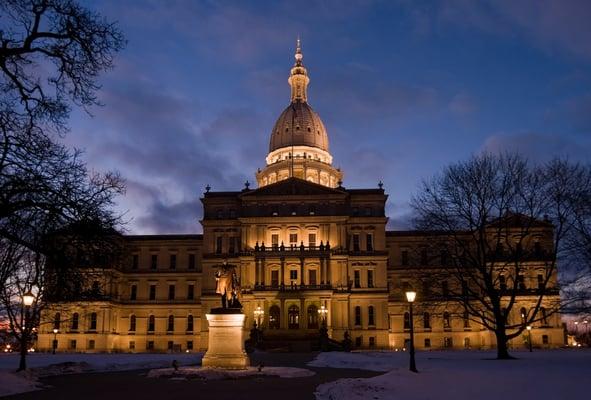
[38,42,564,353]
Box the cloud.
[438,0,591,61]
[449,92,478,116]
[481,131,591,163]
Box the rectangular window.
[366,234,373,252]
[537,274,544,289]
[149,284,156,300]
[444,337,453,348]
[420,249,428,265]
[147,341,154,350]
[89,313,97,330]
[289,233,298,247]
[354,270,361,288]
[367,270,374,288]
[289,270,297,281]
[151,254,158,270]
[187,341,193,350]
[167,341,174,350]
[271,270,279,287]
[352,234,360,252]
[132,254,139,270]
[70,340,77,350]
[168,285,175,300]
[169,254,176,269]
[188,253,196,270]
[518,274,526,290]
[308,233,316,248]
[130,285,137,301]
[187,284,194,300]
[424,338,431,348]
[401,250,409,266]
[88,340,95,350]
[369,337,375,348]
[542,335,549,345]
[368,306,375,326]
[309,269,317,286]
[271,234,279,250]
[216,237,223,254]
[129,341,135,350]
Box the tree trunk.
[495,329,514,360]
[17,335,27,371]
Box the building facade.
[38,42,564,353]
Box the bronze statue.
[215,260,241,309]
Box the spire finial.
[295,36,303,65]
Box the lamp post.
[405,291,418,373]
[18,291,35,371]
[253,306,264,328]
[318,304,328,326]
[526,325,533,352]
[52,328,58,355]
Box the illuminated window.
[269,305,280,329]
[308,233,316,248]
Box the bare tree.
[410,153,591,359]
[0,0,125,369]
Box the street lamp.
[318,304,328,325]
[52,328,58,355]
[405,291,418,373]
[526,325,533,352]
[18,291,35,371]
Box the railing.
[253,283,333,291]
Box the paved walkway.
[4,352,381,400]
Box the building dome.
[269,101,329,152]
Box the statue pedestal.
[202,311,249,369]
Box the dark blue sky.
[68,0,591,234]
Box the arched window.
[368,306,375,326]
[307,305,318,329]
[71,313,79,331]
[520,307,527,324]
[288,305,299,329]
[443,311,451,329]
[423,312,431,329]
[148,315,155,332]
[89,312,97,330]
[269,305,280,329]
[540,307,548,326]
[403,312,410,330]
[167,315,174,332]
[129,315,136,332]
[187,315,194,332]
[355,306,362,326]
[53,313,61,330]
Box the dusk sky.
[68,0,591,234]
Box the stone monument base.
[202,310,249,369]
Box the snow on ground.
[0,352,203,397]
[147,366,315,380]
[313,349,591,400]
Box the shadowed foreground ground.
[3,352,380,400]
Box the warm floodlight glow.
[53,328,58,334]
[526,325,532,331]
[405,291,417,303]
[22,291,34,307]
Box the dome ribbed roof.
[269,101,329,152]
